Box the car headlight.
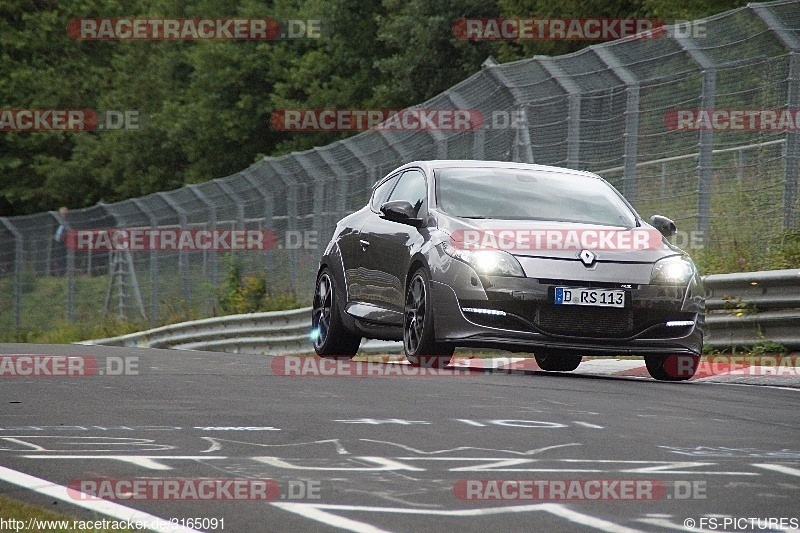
[443,243,525,277]
[650,255,696,285]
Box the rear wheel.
[312,269,361,359]
[404,268,454,369]
[645,354,699,381]
[534,351,582,372]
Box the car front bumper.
[429,266,704,356]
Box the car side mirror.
[650,215,677,238]
[380,200,423,227]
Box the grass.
[0,262,308,344]
[0,495,135,532]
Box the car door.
[344,173,401,305]
[359,169,428,317]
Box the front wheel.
[644,354,700,381]
[312,269,361,359]
[404,268,454,369]
[534,351,582,371]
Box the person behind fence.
[53,206,69,275]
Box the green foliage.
[0,494,136,532]
[0,318,144,344]
[749,327,789,355]
[766,230,800,271]
[692,228,800,276]
[216,253,304,314]
[0,0,755,216]
[750,339,789,355]
[20,267,38,293]
[217,253,243,313]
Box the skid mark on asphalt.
[357,439,582,455]
[199,437,350,454]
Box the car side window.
[370,175,399,211]
[387,170,427,216]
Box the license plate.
[554,287,625,308]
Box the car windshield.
[435,167,637,227]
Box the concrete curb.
[458,357,800,388]
[334,356,800,388]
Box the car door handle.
[359,239,370,251]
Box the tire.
[645,354,699,381]
[534,351,582,372]
[312,269,361,359]
[403,268,454,369]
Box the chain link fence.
[1,0,799,332]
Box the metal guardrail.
[81,269,800,354]
[79,307,402,355]
[704,268,800,351]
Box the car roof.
[390,160,604,180]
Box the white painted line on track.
[0,465,201,533]
[573,421,605,429]
[752,463,800,477]
[272,503,392,533]
[272,502,646,533]
[19,455,227,470]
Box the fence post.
[317,147,350,222]
[264,159,300,296]
[595,47,640,203]
[242,169,276,280]
[511,105,534,163]
[157,192,191,302]
[342,141,379,202]
[0,218,23,328]
[537,57,581,169]
[131,199,159,326]
[783,53,800,228]
[673,28,716,245]
[187,184,218,285]
[67,245,75,321]
[750,4,800,229]
[696,70,716,243]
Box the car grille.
[534,305,633,337]
[463,300,694,339]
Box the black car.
[311,160,705,381]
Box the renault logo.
[579,249,596,266]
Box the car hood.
[436,214,680,263]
